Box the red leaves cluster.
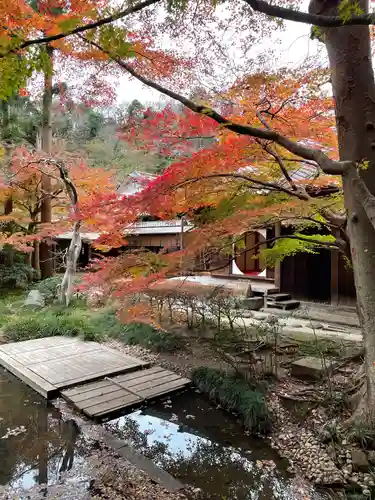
[121,104,218,156]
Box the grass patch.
[112,322,184,353]
[348,420,375,450]
[192,366,271,435]
[0,289,185,353]
[1,299,185,353]
[3,307,103,342]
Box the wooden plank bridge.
[0,337,190,419]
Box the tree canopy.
[2,0,375,413]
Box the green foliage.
[33,276,62,304]
[0,95,42,145]
[339,0,363,23]
[98,26,135,57]
[0,247,33,288]
[3,307,101,342]
[345,493,367,500]
[0,262,33,289]
[58,17,81,32]
[310,26,323,41]
[167,0,188,12]
[114,322,185,352]
[0,44,56,100]
[260,233,336,266]
[348,420,375,450]
[192,367,271,435]
[359,160,370,170]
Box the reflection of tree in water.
[0,371,81,489]
[107,416,286,500]
[108,418,170,463]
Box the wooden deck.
[0,337,191,418]
[62,366,190,418]
[0,337,148,398]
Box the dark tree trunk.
[310,0,375,411]
[39,44,54,279]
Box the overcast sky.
[116,2,319,105]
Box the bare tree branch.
[243,0,375,27]
[255,111,310,198]
[80,36,349,176]
[170,172,311,200]
[1,0,160,57]
[320,207,347,227]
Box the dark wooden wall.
[337,254,356,305]
[280,249,332,303]
[280,248,356,305]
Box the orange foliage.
[0,147,115,250]
[75,63,343,318]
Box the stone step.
[241,297,264,310]
[252,287,279,297]
[267,293,292,302]
[266,299,300,310]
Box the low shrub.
[348,420,375,450]
[33,276,62,304]
[0,262,34,289]
[345,492,368,500]
[114,322,184,352]
[3,308,102,342]
[192,366,271,435]
[91,309,127,338]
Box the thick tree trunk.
[2,101,14,267]
[310,0,375,411]
[33,241,41,280]
[39,44,54,279]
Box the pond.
[0,367,325,500]
[104,390,324,500]
[0,369,90,494]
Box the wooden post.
[274,222,281,289]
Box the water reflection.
[0,369,84,490]
[106,391,317,500]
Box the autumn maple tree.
[0,0,177,277]
[79,0,375,417]
[78,1,375,416]
[0,146,115,253]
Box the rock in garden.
[24,290,45,309]
[241,297,264,310]
[309,321,324,330]
[239,310,253,318]
[351,449,369,472]
[291,356,338,380]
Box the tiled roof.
[56,220,193,240]
[126,219,193,235]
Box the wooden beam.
[274,222,281,289]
